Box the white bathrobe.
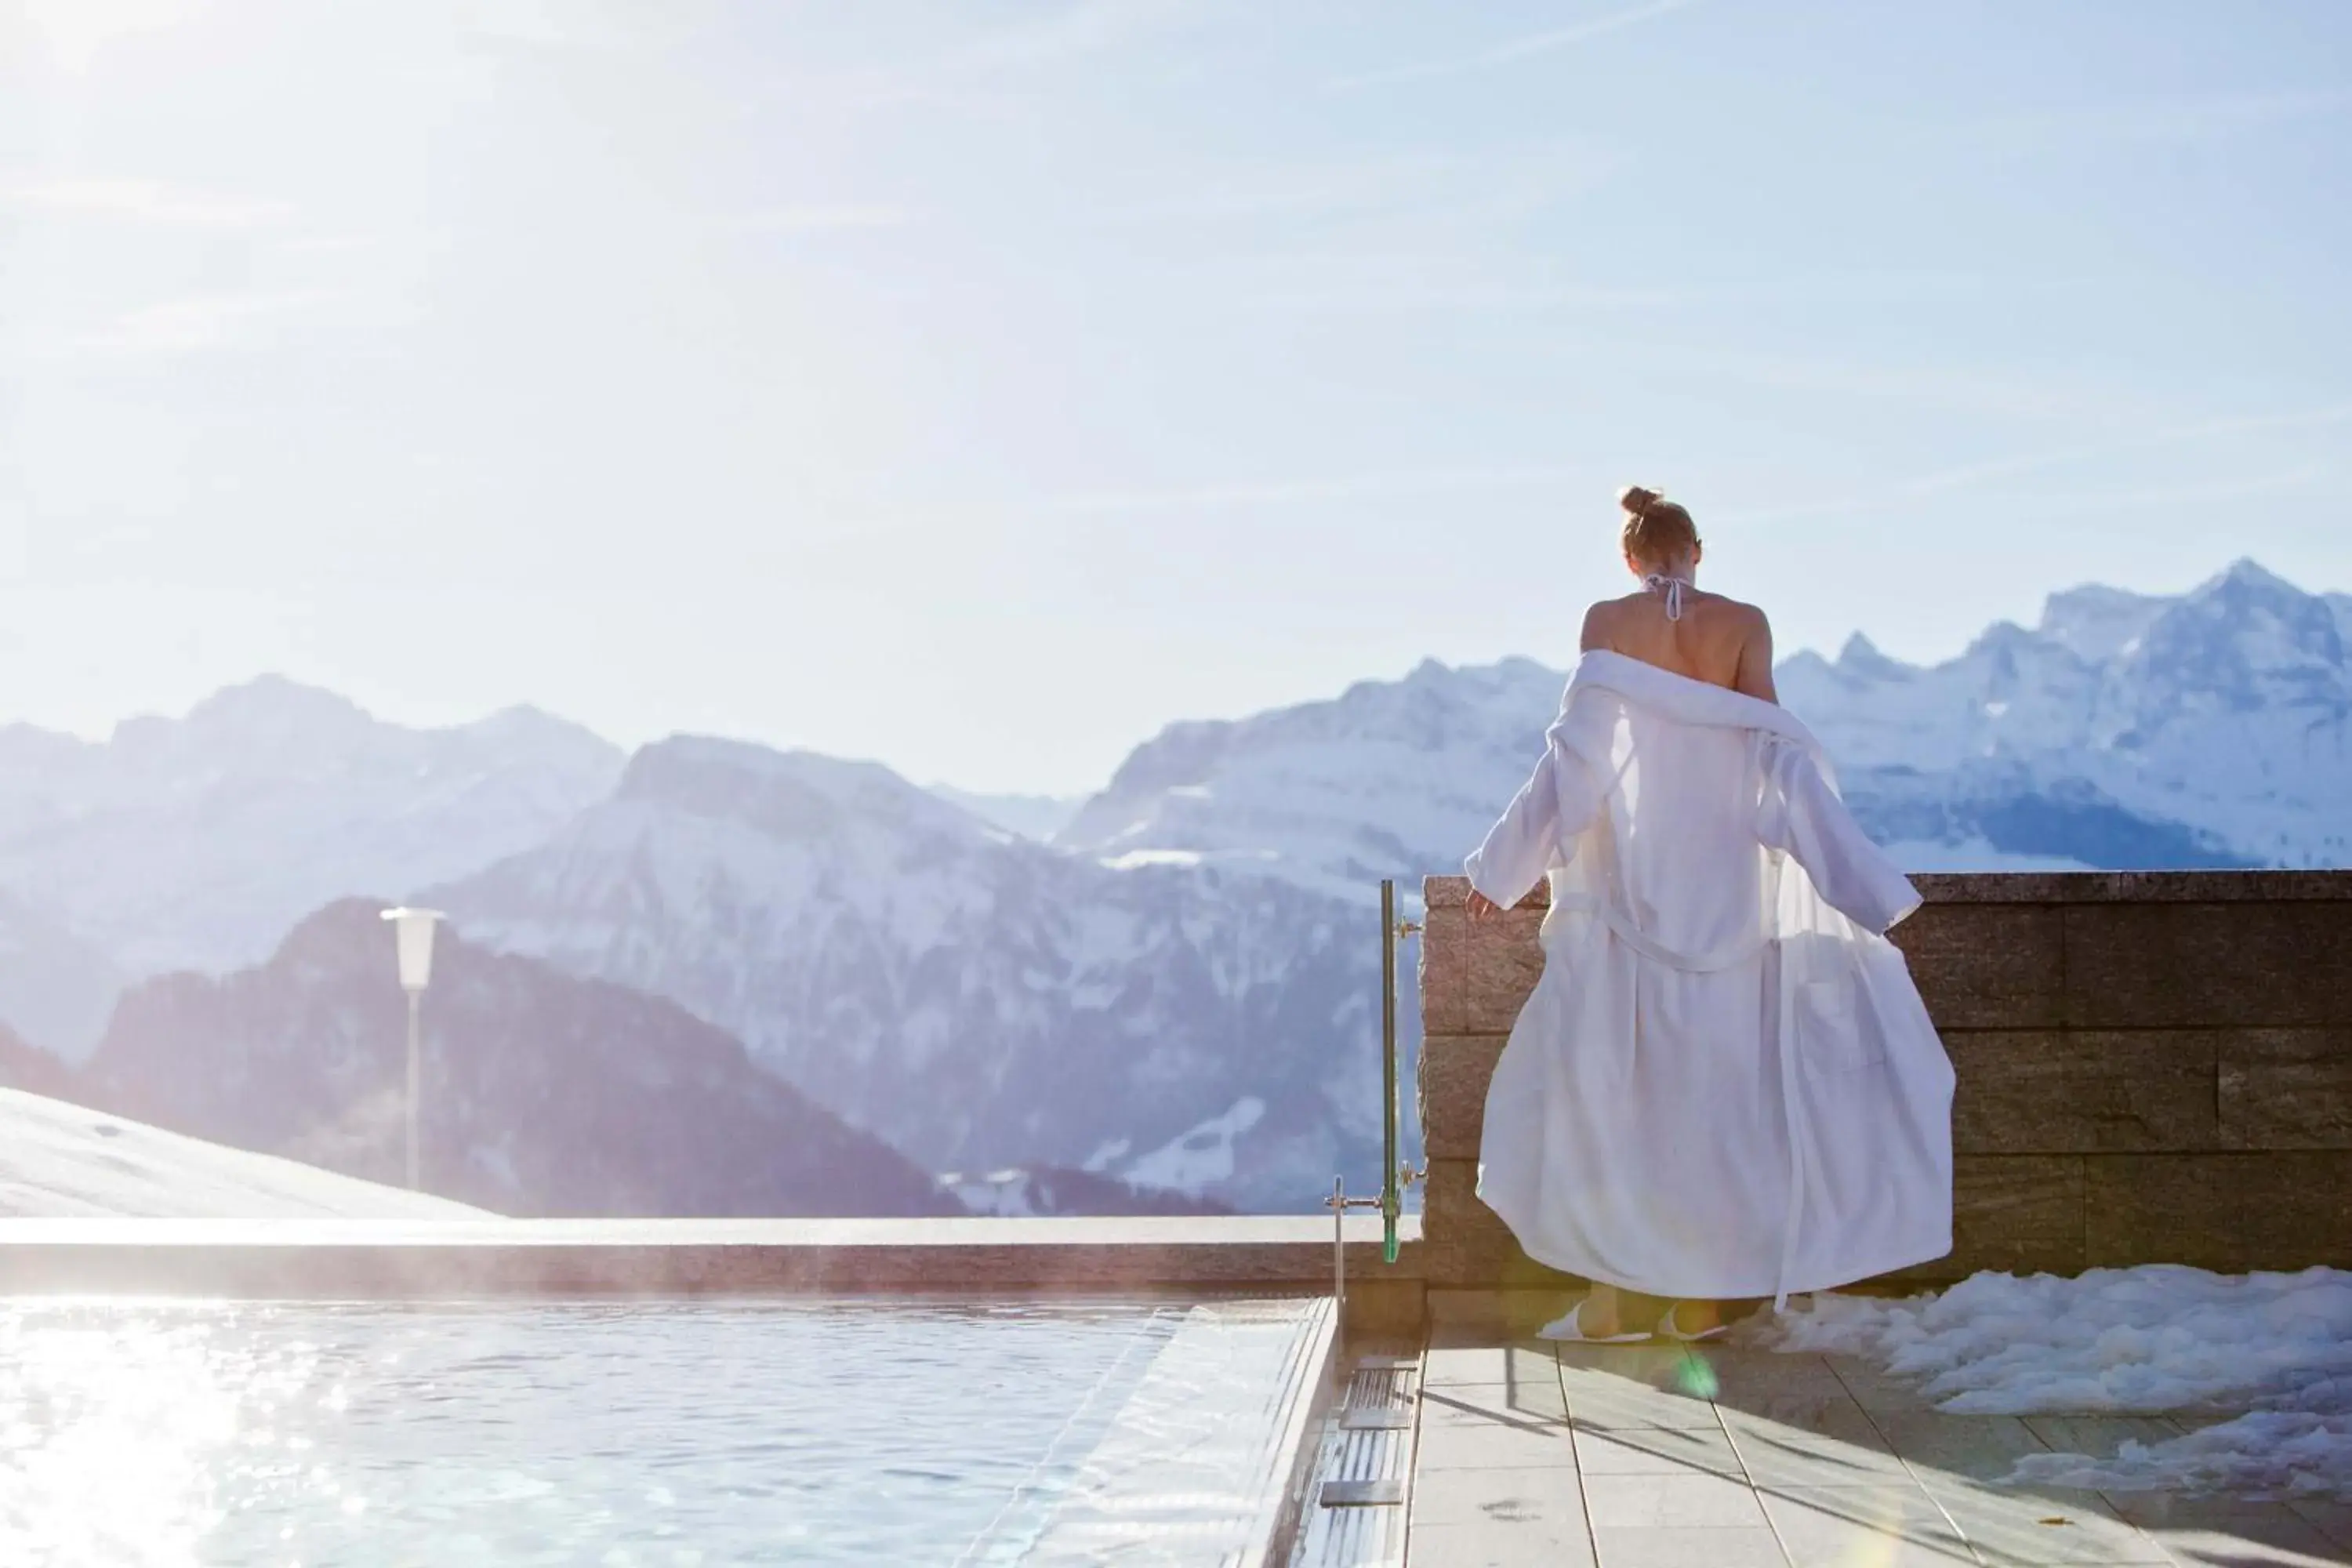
[1465,651,1954,1302]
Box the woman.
[1464,486,1954,1342]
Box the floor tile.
[1558,1349,1720,1430]
[1423,1378,1570,1428]
[2096,1493,2350,1566]
[1428,1312,1527,1347]
[1591,1525,1789,1567]
[1823,1354,1944,1416]
[1758,1483,1976,1568]
[1543,1335,1693,1373]
[1722,1380,1898,1436]
[1417,1417,1581,1472]
[2103,1494,2325,1530]
[2143,1519,2351,1566]
[1926,1480,2169,1566]
[1682,1348,1849,1402]
[1567,1383,1726,1430]
[2289,1501,2352,1553]
[1410,1518,1601,1567]
[2023,1415,2188,1457]
[1573,1424,1746,1478]
[1412,1462,1587,1528]
[1721,1403,1912,1489]
[1584,1470,1771,1529]
[1425,1341,1560,1388]
[1876,1413,2053,1484]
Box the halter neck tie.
[1642,572,1693,621]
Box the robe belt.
[1548,890,1809,1311]
[1544,895,1768,972]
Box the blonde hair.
[1618,485,1699,569]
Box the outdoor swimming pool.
[0,1295,1334,1566]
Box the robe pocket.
[1796,978,1885,1071]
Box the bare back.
[1581,586,1777,702]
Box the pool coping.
[0,1214,1428,1299]
[1260,1298,1346,1567]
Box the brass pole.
[405,989,421,1192]
[1381,879,1399,1264]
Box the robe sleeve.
[1464,713,1600,910]
[1756,737,1922,933]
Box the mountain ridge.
[431,740,1381,1210]
[0,676,626,1009]
[0,559,2340,1213]
[73,900,956,1218]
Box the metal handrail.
[1380,878,1422,1262]
[1328,878,1423,1319]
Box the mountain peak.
[618,736,988,846]
[1404,656,1454,686]
[460,702,618,754]
[2114,557,2345,717]
[2172,557,2328,623]
[1837,633,1914,680]
[2168,557,2327,619]
[2038,581,2171,662]
[158,676,376,743]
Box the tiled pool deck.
[1402,1330,2352,1567]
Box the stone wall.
[1417,871,2352,1289]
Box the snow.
[1055,561,2352,897]
[0,677,622,1054]
[924,786,1085,842]
[440,745,1375,1209]
[1748,1266,2352,1499]
[17,560,2330,1223]
[1119,1097,1266,1196]
[1879,837,2095,873]
[1102,849,1205,870]
[0,1088,489,1218]
[941,1170,1039,1217]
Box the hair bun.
[1618,485,1662,518]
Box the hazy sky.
[5,2,2350,793]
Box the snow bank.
[1746,1266,2352,1498]
[0,1089,488,1219]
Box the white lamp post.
[381,908,445,1191]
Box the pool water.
[0,1296,1330,1566]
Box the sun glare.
[16,0,203,72]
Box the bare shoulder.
[1699,592,1770,633]
[1579,595,1633,649]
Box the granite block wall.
[1416,871,2352,1288]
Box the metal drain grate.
[1290,1352,1417,1565]
[1339,1406,1414,1431]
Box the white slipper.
[1537,1297,1652,1344]
[1654,1302,1729,1343]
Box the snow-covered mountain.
[74,901,955,1218]
[939,1165,1235,1218]
[0,678,626,1057]
[1058,560,2350,882]
[0,558,2340,1216]
[434,739,1382,1211]
[1780,560,2346,869]
[926,786,1087,842]
[1056,657,1568,901]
